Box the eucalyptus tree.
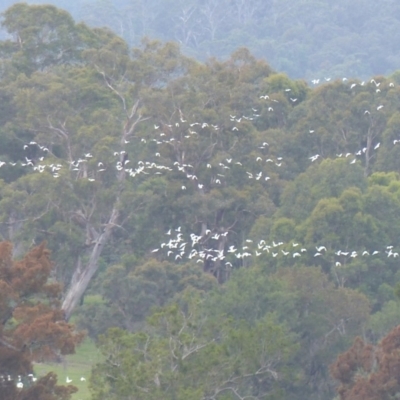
[0,5,167,320]
[137,47,279,281]
[90,289,299,400]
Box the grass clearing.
[34,337,103,400]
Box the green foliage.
[0,3,99,77]
[207,266,370,398]
[90,290,299,400]
[2,3,400,399]
[76,260,217,337]
[44,0,400,80]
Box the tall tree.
[0,3,96,77]
[0,5,155,320]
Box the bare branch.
[0,337,20,352]
[95,65,127,113]
[181,341,214,361]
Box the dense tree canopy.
[1,3,400,399]
[3,0,400,80]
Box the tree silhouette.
[0,241,83,400]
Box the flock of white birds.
[2,77,400,389]
[154,228,399,267]
[0,373,86,389]
[1,79,400,260]
[148,78,400,267]
[0,78,395,182]
[0,373,37,388]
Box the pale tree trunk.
[364,116,379,177]
[62,70,148,320]
[365,126,373,177]
[214,234,227,283]
[62,207,119,320]
[8,212,24,257]
[200,0,223,41]
[62,154,127,320]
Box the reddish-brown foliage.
[0,241,84,400]
[331,326,400,400]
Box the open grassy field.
[34,337,103,400]
[34,296,105,399]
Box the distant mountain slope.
[2,0,400,81]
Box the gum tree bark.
[62,89,148,320]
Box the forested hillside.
[2,3,400,400]
[2,0,400,80]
